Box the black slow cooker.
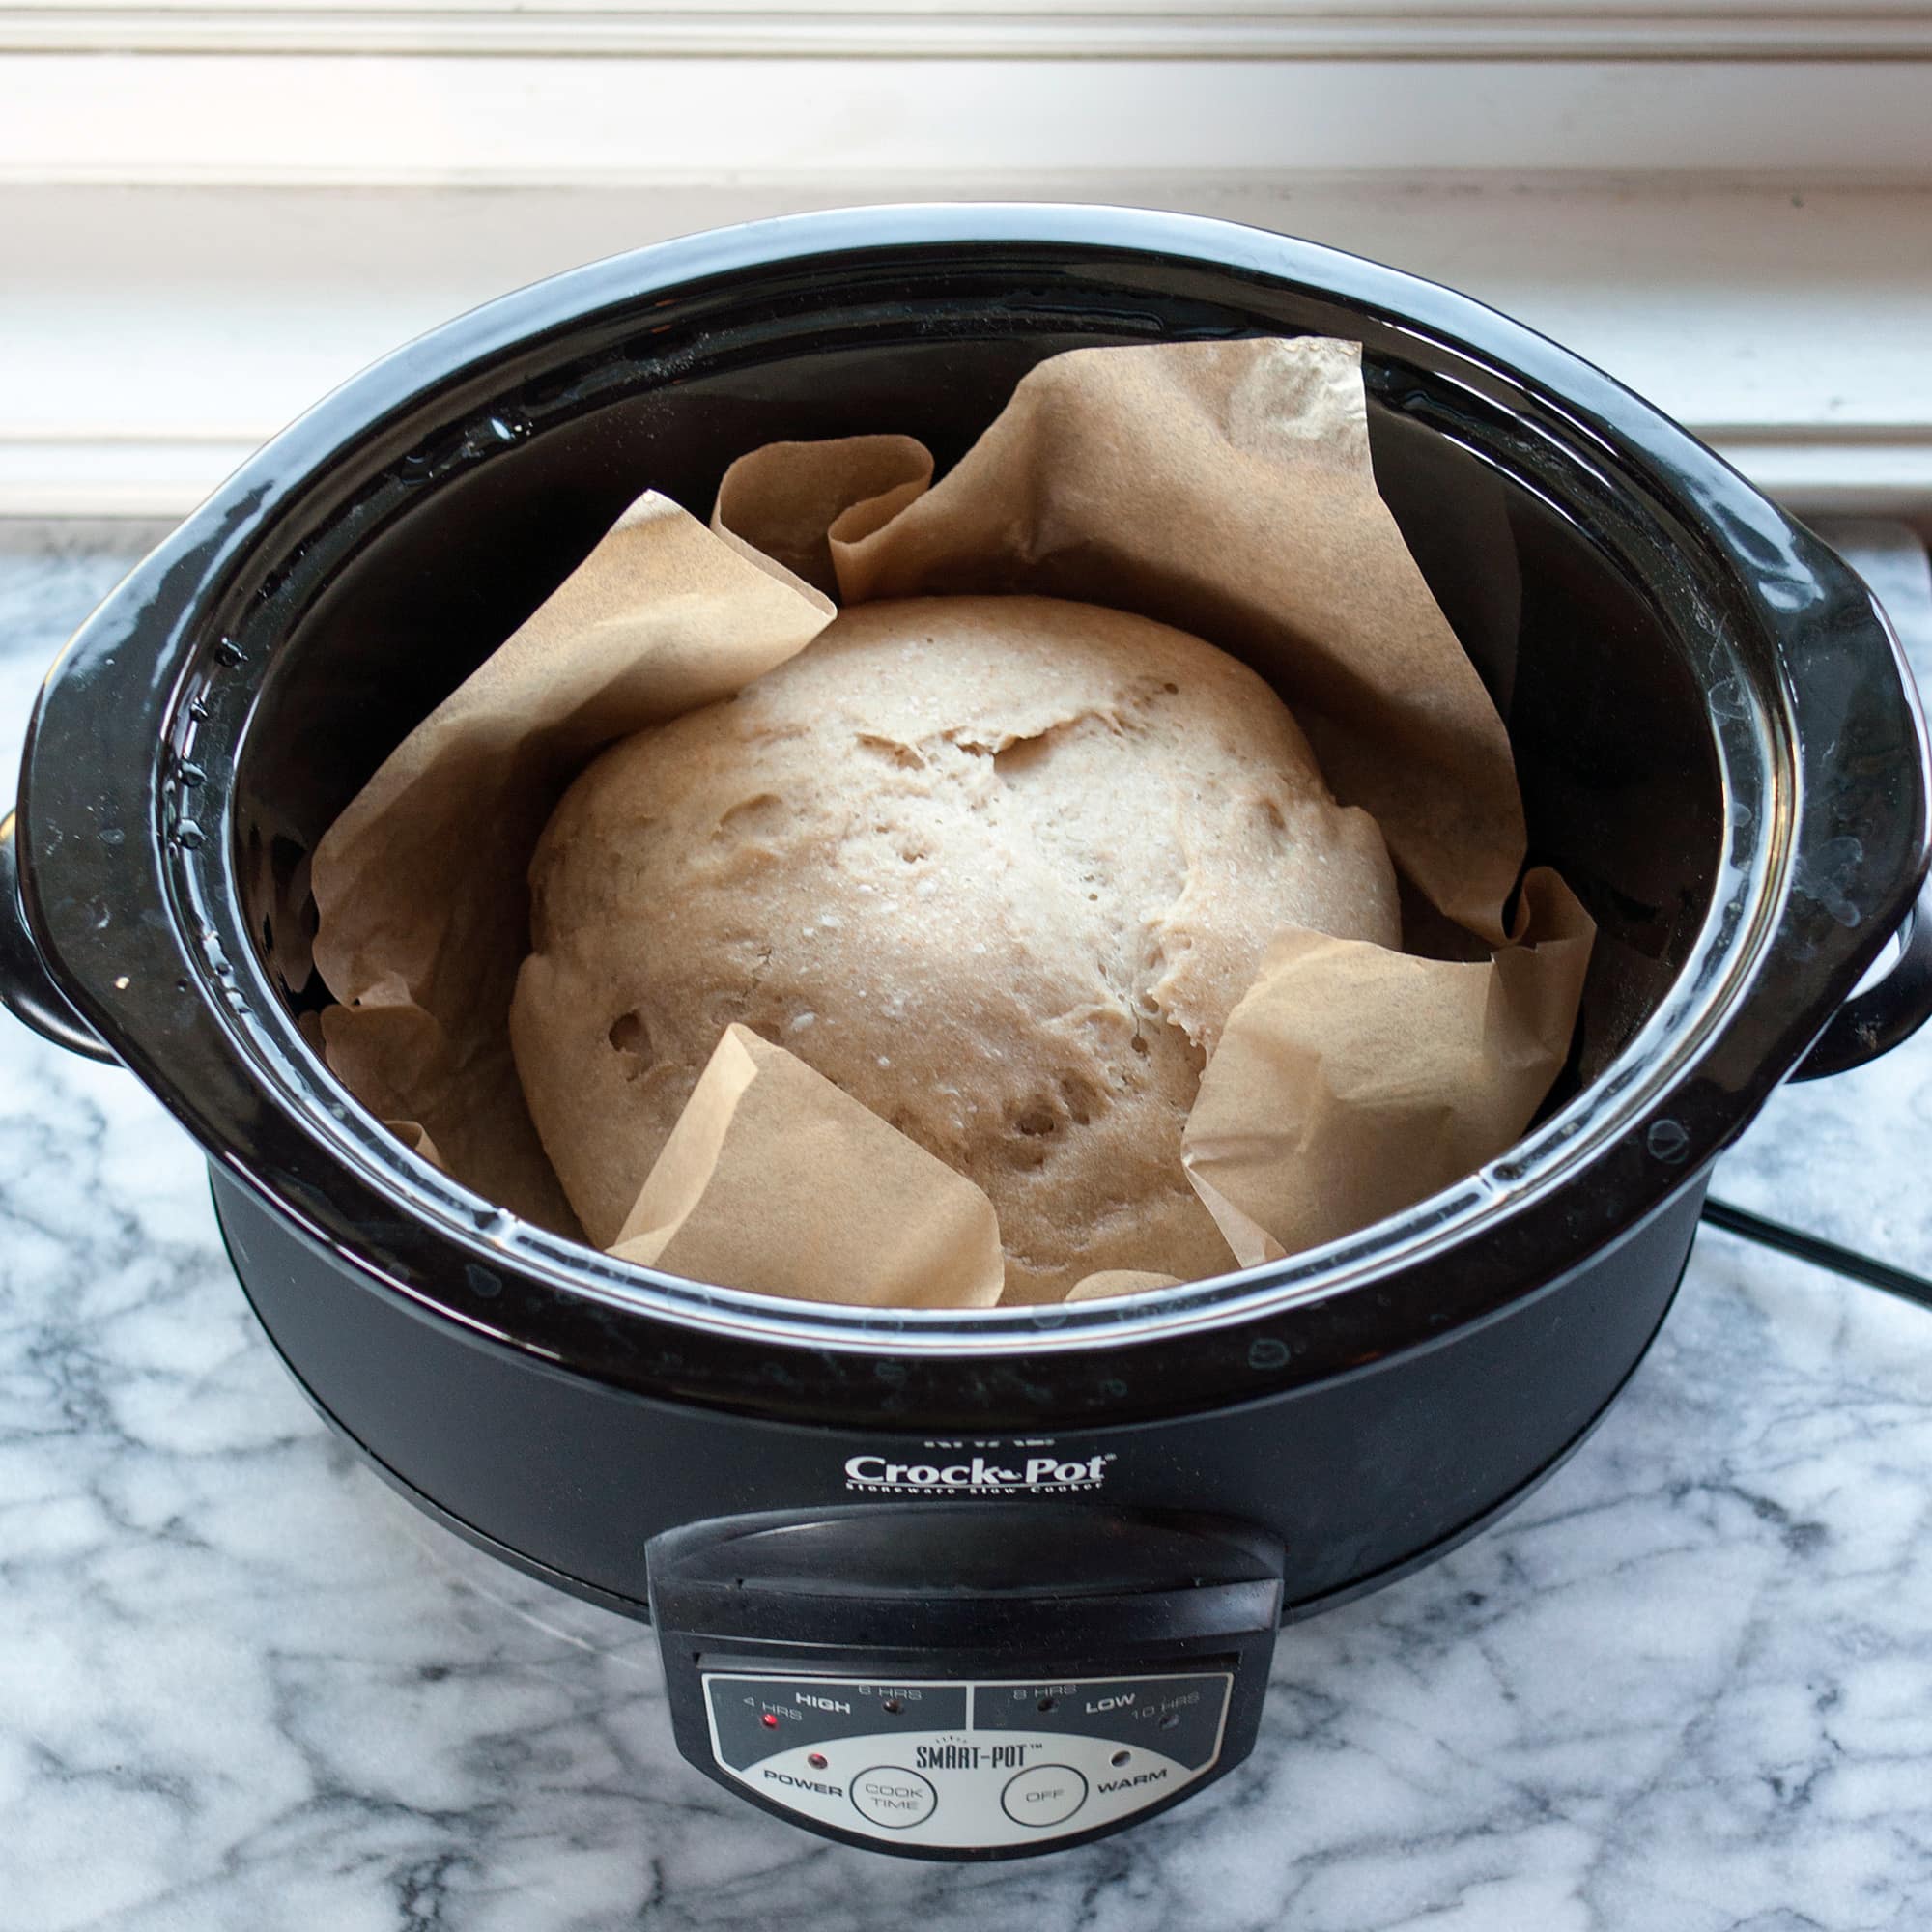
[5,206,1931,1860]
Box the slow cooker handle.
[0,809,116,1064]
[1790,877,1932,1082]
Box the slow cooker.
[4,206,1930,1860]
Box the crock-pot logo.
[843,1453,1115,1495]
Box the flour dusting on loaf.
[510,595,1400,1300]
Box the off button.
[850,1766,937,1830]
[1002,1764,1089,1829]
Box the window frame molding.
[5,0,1932,60]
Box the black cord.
[1701,1196,1932,1314]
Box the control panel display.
[703,1670,1231,1848]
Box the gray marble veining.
[1,519,1929,1932]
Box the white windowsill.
[6,173,1931,527]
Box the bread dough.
[511,595,1400,1299]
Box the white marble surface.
[2,519,1930,1932]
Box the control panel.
[649,1502,1282,1858]
[703,1670,1232,1849]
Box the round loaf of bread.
[510,595,1401,1300]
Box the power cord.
[1701,1196,1932,1315]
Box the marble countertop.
[3,519,1930,1932]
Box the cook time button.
[849,1765,937,1830]
[1002,1764,1088,1829]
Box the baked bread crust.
[511,595,1400,1298]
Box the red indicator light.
[809,1753,829,1770]
[761,1713,780,1729]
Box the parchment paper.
[1065,1271,1185,1302]
[310,493,833,1233]
[1179,867,1595,1266]
[309,334,1596,1305]
[610,1025,1004,1307]
[720,338,1526,943]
